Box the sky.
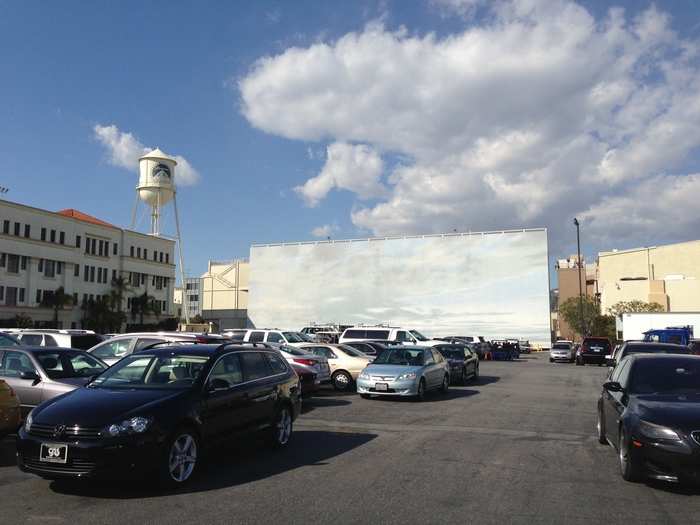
[1,0,699,281]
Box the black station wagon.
[17,342,302,486]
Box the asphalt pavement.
[2,352,700,524]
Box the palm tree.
[131,291,157,326]
[41,286,73,328]
[110,276,131,314]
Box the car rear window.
[20,334,43,346]
[553,343,571,349]
[367,330,389,339]
[583,339,610,352]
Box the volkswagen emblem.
[53,424,66,438]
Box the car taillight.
[293,358,317,366]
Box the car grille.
[691,431,700,446]
[370,376,395,381]
[23,457,97,475]
[29,423,102,440]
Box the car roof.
[627,353,700,362]
[135,342,278,356]
[2,346,77,353]
[623,341,688,349]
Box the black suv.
[17,342,301,485]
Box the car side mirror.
[603,381,623,393]
[20,370,40,383]
[207,378,230,393]
[605,355,614,367]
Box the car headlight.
[397,372,417,381]
[104,416,151,437]
[24,411,33,432]
[358,370,370,380]
[638,420,681,441]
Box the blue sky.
[1,0,699,280]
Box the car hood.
[363,364,423,377]
[34,387,187,427]
[631,394,700,430]
[50,377,94,388]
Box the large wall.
[248,230,551,345]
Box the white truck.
[618,312,700,341]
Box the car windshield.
[89,354,209,389]
[630,359,700,394]
[35,350,106,379]
[337,344,367,357]
[282,332,305,343]
[409,330,429,341]
[373,349,424,366]
[553,344,570,350]
[0,333,20,346]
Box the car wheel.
[332,370,353,392]
[415,379,426,401]
[268,405,293,448]
[597,407,607,445]
[549,358,553,363]
[360,394,371,399]
[440,375,449,394]
[618,427,642,482]
[163,428,199,486]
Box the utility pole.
[573,218,585,339]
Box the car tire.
[440,375,449,394]
[268,405,293,449]
[332,370,353,392]
[415,379,426,401]
[549,358,553,363]
[597,406,607,445]
[360,394,371,399]
[618,427,642,482]
[161,427,199,486]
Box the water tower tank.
[138,148,176,207]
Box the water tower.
[131,148,189,322]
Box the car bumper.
[16,428,162,480]
[356,378,419,396]
[580,354,606,364]
[550,353,572,361]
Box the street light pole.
[573,218,585,339]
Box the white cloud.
[430,0,484,18]
[93,124,200,186]
[240,1,700,252]
[295,142,386,207]
[311,223,339,238]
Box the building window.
[74,264,79,277]
[0,286,4,301]
[143,249,148,260]
[76,235,81,248]
[84,265,89,282]
[73,292,78,305]
[56,261,62,275]
[41,227,46,241]
[2,220,9,234]
[50,229,56,243]
[18,288,25,303]
[130,246,134,257]
[104,241,109,256]
[90,266,95,282]
[24,224,30,238]
[113,243,118,255]
[112,269,117,282]
[141,273,146,285]
[165,253,169,264]
[38,258,43,272]
[20,256,27,270]
[36,289,41,304]
[137,247,141,258]
[159,252,163,263]
[7,254,19,274]
[91,238,96,255]
[44,260,56,278]
[13,222,20,236]
[5,287,17,306]
[98,240,104,256]
[97,268,102,283]
[59,231,65,245]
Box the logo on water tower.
[152,163,171,181]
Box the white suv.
[242,329,308,347]
[338,327,443,346]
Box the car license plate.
[375,383,388,391]
[40,443,68,464]
[592,347,602,352]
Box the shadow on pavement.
[645,480,700,496]
[49,430,376,499]
[472,375,500,386]
[0,436,17,467]
[301,397,352,414]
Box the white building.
[0,199,176,329]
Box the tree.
[110,276,131,314]
[12,313,33,328]
[41,286,73,328]
[607,300,665,317]
[130,291,158,325]
[191,314,205,324]
[559,295,600,339]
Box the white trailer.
[619,312,700,341]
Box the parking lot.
[2,353,700,524]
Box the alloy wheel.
[168,433,197,483]
[333,371,352,391]
[276,408,292,445]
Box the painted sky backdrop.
[1,0,699,281]
[248,230,551,342]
